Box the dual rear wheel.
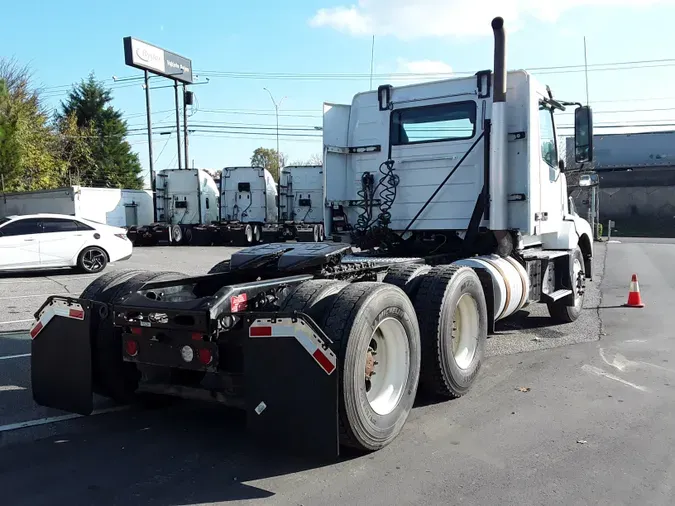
[285,263,487,452]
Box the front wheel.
[311,283,421,451]
[547,247,585,323]
[78,246,108,273]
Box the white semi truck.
[31,17,595,458]
[213,166,288,245]
[279,164,326,242]
[129,168,220,246]
[213,165,327,245]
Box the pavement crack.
[595,242,609,341]
[45,276,73,294]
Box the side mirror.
[574,106,593,163]
[558,159,566,172]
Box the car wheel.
[78,246,108,274]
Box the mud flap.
[244,317,340,458]
[31,299,94,416]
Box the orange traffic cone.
[625,274,645,308]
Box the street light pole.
[263,88,286,171]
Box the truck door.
[537,99,564,235]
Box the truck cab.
[323,70,593,257]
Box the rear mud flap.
[31,300,94,416]
[244,317,339,458]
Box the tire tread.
[414,264,465,398]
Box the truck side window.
[539,105,558,168]
[391,101,476,145]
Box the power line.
[195,58,675,81]
[36,57,675,94]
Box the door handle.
[23,238,35,242]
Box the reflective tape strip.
[30,300,85,340]
[249,318,337,375]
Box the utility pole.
[144,70,157,222]
[263,88,286,173]
[183,84,189,170]
[369,35,375,90]
[174,82,182,169]
[583,36,590,106]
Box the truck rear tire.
[547,247,585,323]
[184,227,193,245]
[319,224,325,242]
[245,224,254,245]
[280,279,348,314]
[383,262,432,298]
[81,269,141,301]
[313,225,320,242]
[83,270,186,403]
[311,283,421,451]
[171,225,183,245]
[253,225,262,243]
[413,265,488,399]
[207,259,231,274]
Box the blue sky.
[4,1,675,188]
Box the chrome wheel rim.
[573,258,585,310]
[364,317,410,416]
[449,294,479,370]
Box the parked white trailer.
[279,165,326,242]
[131,168,220,246]
[0,186,154,228]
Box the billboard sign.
[123,37,193,84]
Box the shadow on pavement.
[0,268,85,279]
[0,402,357,505]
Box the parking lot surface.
[1,240,674,505]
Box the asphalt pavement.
[0,239,673,505]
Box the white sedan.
[0,213,133,273]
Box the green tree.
[288,153,322,166]
[0,58,65,192]
[56,112,97,186]
[58,73,143,189]
[251,147,286,181]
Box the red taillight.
[191,332,203,341]
[198,348,212,365]
[250,326,272,337]
[115,233,129,241]
[130,327,142,336]
[125,339,139,357]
